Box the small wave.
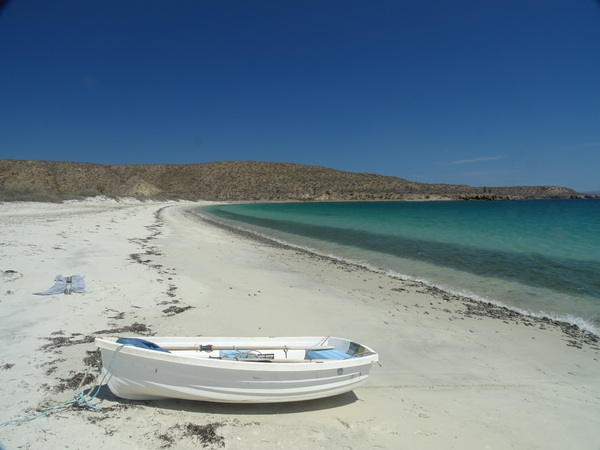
[533,312,598,335]
[383,269,599,334]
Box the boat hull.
[95,336,378,403]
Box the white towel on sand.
[35,274,86,295]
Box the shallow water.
[198,200,600,332]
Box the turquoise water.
[198,200,600,332]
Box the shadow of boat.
[89,384,359,414]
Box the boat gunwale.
[95,336,379,369]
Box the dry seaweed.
[93,322,153,336]
[166,284,177,297]
[40,334,95,351]
[83,349,102,368]
[183,422,225,448]
[162,305,193,316]
[54,371,94,393]
[156,432,176,448]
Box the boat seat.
[306,349,350,360]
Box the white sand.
[1,198,599,449]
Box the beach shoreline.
[194,208,599,345]
[1,198,599,449]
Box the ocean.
[197,200,600,333]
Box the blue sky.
[1,1,599,192]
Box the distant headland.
[0,159,596,202]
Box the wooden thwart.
[163,344,334,351]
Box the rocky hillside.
[0,159,586,202]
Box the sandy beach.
[1,198,599,449]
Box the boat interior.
[113,337,371,363]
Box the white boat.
[95,336,378,403]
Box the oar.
[163,344,334,351]
[217,358,328,363]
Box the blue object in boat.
[116,337,170,353]
[219,350,267,359]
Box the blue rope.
[0,398,75,427]
[0,344,126,427]
[74,391,102,410]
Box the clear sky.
[1,1,599,192]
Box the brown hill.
[0,159,585,202]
